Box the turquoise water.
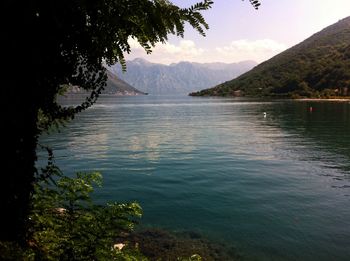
[39,96,350,260]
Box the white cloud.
[126,39,204,64]
[216,39,287,63]
[125,38,287,64]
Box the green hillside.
[105,70,147,95]
[191,16,350,98]
[66,69,146,96]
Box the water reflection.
[67,132,109,159]
[257,100,350,182]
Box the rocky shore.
[115,228,242,261]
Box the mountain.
[191,16,350,98]
[104,70,147,95]
[109,58,257,95]
[67,69,147,96]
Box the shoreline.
[116,228,240,261]
[294,98,350,102]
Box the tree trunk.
[2,2,39,241]
[1,79,39,243]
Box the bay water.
[38,96,350,260]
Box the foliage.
[191,16,350,98]
[29,0,216,128]
[248,0,261,10]
[3,0,214,242]
[0,170,143,261]
[19,0,261,130]
[3,0,261,247]
[0,169,210,260]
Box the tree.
[2,0,211,243]
[3,0,260,244]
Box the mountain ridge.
[191,16,350,98]
[109,59,257,95]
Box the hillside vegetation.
[191,16,350,98]
[66,69,146,96]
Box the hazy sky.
[125,0,350,64]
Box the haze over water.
[39,96,350,260]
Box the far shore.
[294,98,350,102]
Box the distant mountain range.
[66,69,146,96]
[109,59,257,95]
[191,16,350,98]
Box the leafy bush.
[1,169,205,260]
[0,170,144,260]
[28,171,143,260]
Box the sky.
[125,0,350,64]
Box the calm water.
[38,96,350,260]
